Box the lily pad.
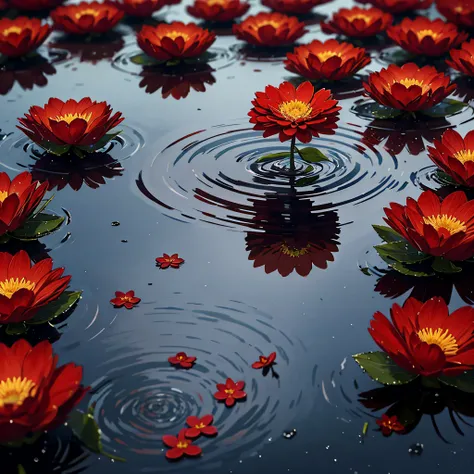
[75,131,122,154]
[421,99,467,118]
[32,196,54,218]
[5,323,27,335]
[296,147,330,163]
[372,225,405,244]
[353,351,417,385]
[10,213,64,241]
[439,371,474,393]
[130,53,163,66]
[374,241,430,264]
[256,152,290,162]
[383,258,434,277]
[39,142,71,156]
[431,257,462,274]
[27,291,82,325]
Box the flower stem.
[289,136,296,173]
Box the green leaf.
[295,175,320,187]
[27,291,82,325]
[39,142,71,156]
[32,195,54,218]
[130,53,163,66]
[372,225,405,243]
[353,351,418,385]
[372,107,403,120]
[10,213,64,241]
[431,257,462,274]
[375,241,430,264]
[18,465,26,474]
[5,323,27,335]
[439,371,474,393]
[256,152,290,162]
[421,99,467,118]
[381,256,434,277]
[297,147,330,163]
[76,131,122,154]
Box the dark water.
[1,0,474,472]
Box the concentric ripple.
[89,299,307,470]
[410,165,458,193]
[0,125,144,175]
[136,120,407,230]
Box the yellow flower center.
[164,31,189,41]
[176,441,189,449]
[52,112,93,125]
[2,26,23,36]
[196,422,206,428]
[417,327,458,355]
[398,78,424,88]
[416,29,439,40]
[455,6,464,13]
[347,14,371,23]
[256,20,283,29]
[454,149,474,164]
[278,100,313,122]
[75,8,100,19]
[316,50,342,62]
[0,377,36,408]
[280,242,310,257]
[0,190,8,203]
[208,0,226,5]
[261,357,267,363]
[0,277,35,299]
[225,389,234,394]
[422,214,467,235]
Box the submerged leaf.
[256,152,290,162]
[431,257,462,274]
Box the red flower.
[51,2,124,35]
[185,414,218,438]
[285,39,370,81]
[360,0,433,13]
[115,0,165,17]
[9,0,65,10]
[156,253,184,268]
[383,190,474,261]
[0,17,51,58]
[0,339,88,444]
[137,22,216,61]
[162,429,202,460]
[376,414,405,435]
[436,0,474,29]
[168,352,196,368]
[363,63,456,112]
[447,39,474,77]
[214,378,246,407]
[248,81,340,143]
[427,129,474,187]
[387,17,467,57]
[252,352,276,369]
[18,97,124,149]
[110,290,140,309]
[0,171,48,237]
[0,250,71,324]
[369,297,474,377]
[321,7,393,38]
[187,0,250,22]
[262,0,331,14]
[232,12,307,47]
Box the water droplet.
[408,443,423,455]
[111,221,120,226]
[282,429,297,439]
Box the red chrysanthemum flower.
[387,17,468,57]
[248,81,340,143]
[168,352,196,368]
[0,17,51,58]
[369,297,474,377]
[137,22,215,61]
[187,0,250,22]
[436,0,474,29]
[360,0,433,13]
[115,0,165,17]
[262,0,332,15]
[252,351,277,369]
[321,7,392,38]
[110,290,140,309]
[9,0,65,10]
[0,250,71,324]
[0,339,88,444]
[0,171,48,237]
[163,429,202,460]
[156,253,184,268]
[214,378,246,407]
[447,39,474,77]
[232,12,307,47]
[363,63,456,112]
[51,1,124,35]
[18,97,124,149]
[427,129,474,187]
[376,414,405,435]
[185,414,218,438]
[285,39,370,81]
[383,190,474,261]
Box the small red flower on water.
[156,253,184,269]
[115,0,165,17]
[187,0,250,23]
[249,81,340,143]
[360,0,433,14]
[252,351,277,369]
[436,0,474,30]
[447,39,474,77]
[214,378,246,407]
[163,428,202,460]
[262,0,331,15]
[168,351,196,368]
[110,290,140,309]
[376,414,404,436]
[185,414,218,438]
[0,17,51,58]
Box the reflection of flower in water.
[453,76,474,105]
[245,194,340,276]
[139,63,216,99]
[359,379,474,440]
[0,55,56,95]
[30,152,124,191]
